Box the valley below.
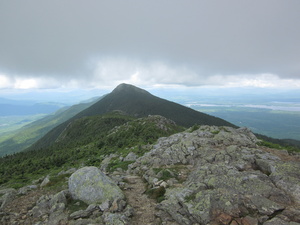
[189,104,300,141]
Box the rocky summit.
[1,124,300,225]
[129,125,300,224]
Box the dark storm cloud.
[0,0,299,88]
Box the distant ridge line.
[27,83,236,150]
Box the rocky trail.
[1,125,300,224]
[123,175,160,225]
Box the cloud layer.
[0,0,299,89]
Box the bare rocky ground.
[1,189,58,225]
[123,175,160,225]
[1,174,161,225]
[1,125,300,225]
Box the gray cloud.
[0,0,299,88]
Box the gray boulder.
[123,152,138,161]
[40,175,50,187]
[18,185,38,195]
[102,212,130,225]
[68,166,124,205]
[0,188,17,210]
[129,125,300,224]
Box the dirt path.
[123,175,160,225]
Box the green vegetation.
[107,160,134,172]
[0,112,183,188]
[1,84,299,191]
[145,186,166,202]
[0,100,96,156]
[153,168,177,181]
[153,165,190,183]
[28,84,235,152]
[0,114,46,136]
[211,130,220,135]
[66,198,89,214]
[43,173,70,190]
[258,139,300,153]
[196,106,300,141]
[184,192,197,202]
[189,124,200,132]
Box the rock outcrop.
[0,188,16,211]
[1,125,299,225]
[68,166,124,205]
[129,125,300,224]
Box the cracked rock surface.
[129,126,300,225]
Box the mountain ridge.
[0,99,99,156]
[28,83,236,151]
[1,123,299,224]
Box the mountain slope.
[0,98,99,156]
[77,84,235,127]
[28,84,235,151]
[0,113,183,187]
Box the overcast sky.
[0,0,300,92]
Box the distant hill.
[28,83,236,151]
[0,97,67,116]
[0,98,100,156]
[73,83,236,128]
[0,102,63,116]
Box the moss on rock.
[68,166,124,205]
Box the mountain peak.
[112,83,150,95]
[28,83,235,150]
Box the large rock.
[40,175,50,187]
[0,188,17,210]
[68,166,124,205]
[129,125,300,224]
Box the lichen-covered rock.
[270,161,300,204]
[129,125,300,224]
[102,212,130,225]
[31,190,67,219]
[68,166,124,205]
[123,152,138,161]
[0,188,17,210]
[18,185,38,195]
[100,154,119,172]
[40,175,50,187]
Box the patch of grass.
[44,174,69,190]
[66,197,89,214]
[9,182,26,189]
[189,124,200,132]
[258,139,300,153]
[258,140,284,149]
[157,196,165,203]
[153,168,176,181]
[184,192,197,202]
[152,168,162,174]
[160,170,174,181]
[145,186,166,202]
[211,130,220,135]
[107,160,135,172]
